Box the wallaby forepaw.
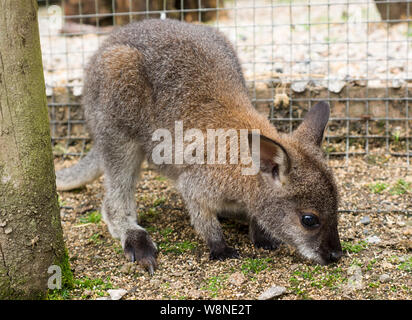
[209,246,240,261]
[124,229,158,275]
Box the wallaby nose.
[329,250,342,263]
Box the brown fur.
[56,19,342,273]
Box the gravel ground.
[52,156,411,300]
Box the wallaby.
[56,19,342,274]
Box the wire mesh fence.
[38,0,411,168]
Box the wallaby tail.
[56,147,103,191]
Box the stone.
[328,80,345,93]
[83,289,93,297]
[107,289,128,300]
[366,235,381,244]
[228,272,246,286]
[360,216,371,225]
[291,81,308,93]
[188,289,202,299]
[379,274,391,283]
[345,266,363,291]
[258,286,286,300]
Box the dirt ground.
[52,155,411,300]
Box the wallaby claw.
[124,229,158,275]
[253,238,281,251]
[209,246,240,261]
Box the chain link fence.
[38,0,411,168]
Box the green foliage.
[368,282,380,288]
[366,258,377,271]
[159,240,197,254]
[74,276,114,297]
[398,257,412,273]
[153,196,166,207]
[368,182,389,194]
[156,226,197,254]
[201,275,228,298]
[139,207,159,223]
[79,211,102,224]
[389,179,411,195]
[241,258,271,275]
[89,232,103,245]
[341,240,368,253]
[367,179,410,195]
[288,265,346,299]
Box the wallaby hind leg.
[100,136,157,274]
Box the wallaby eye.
[301,214,320,229]
[272,165,279,179]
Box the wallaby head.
[249,101,342,265]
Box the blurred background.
[38,0,411,168]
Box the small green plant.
[159,240,197,254]
[153,196,166,207]
[53,143,68,156]
[288,276,311,299]
[290,265,345,291]
[341,240,368,253]
[89,232,103,245]
[398,256,412,273]
[160,227,173,237]
[392,130,401,143]
[389,179,411,196]
[368,182,388,194]
[58,195,67,208]
[48,287,72,300]
[241,258,271,275]
[139,207,159,223]
[112,243,123,255]
[324,145,337,154]
[366,258,377,271]
[74,276,114,297]
[366,154,389,165]
[201,275,228,298]
[79,211,102,224]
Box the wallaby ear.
[293,101,330,147]
[248,133,291,182]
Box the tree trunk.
[0,0,72,299]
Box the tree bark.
[0,0,72,299]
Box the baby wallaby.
[56,19,342,274]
